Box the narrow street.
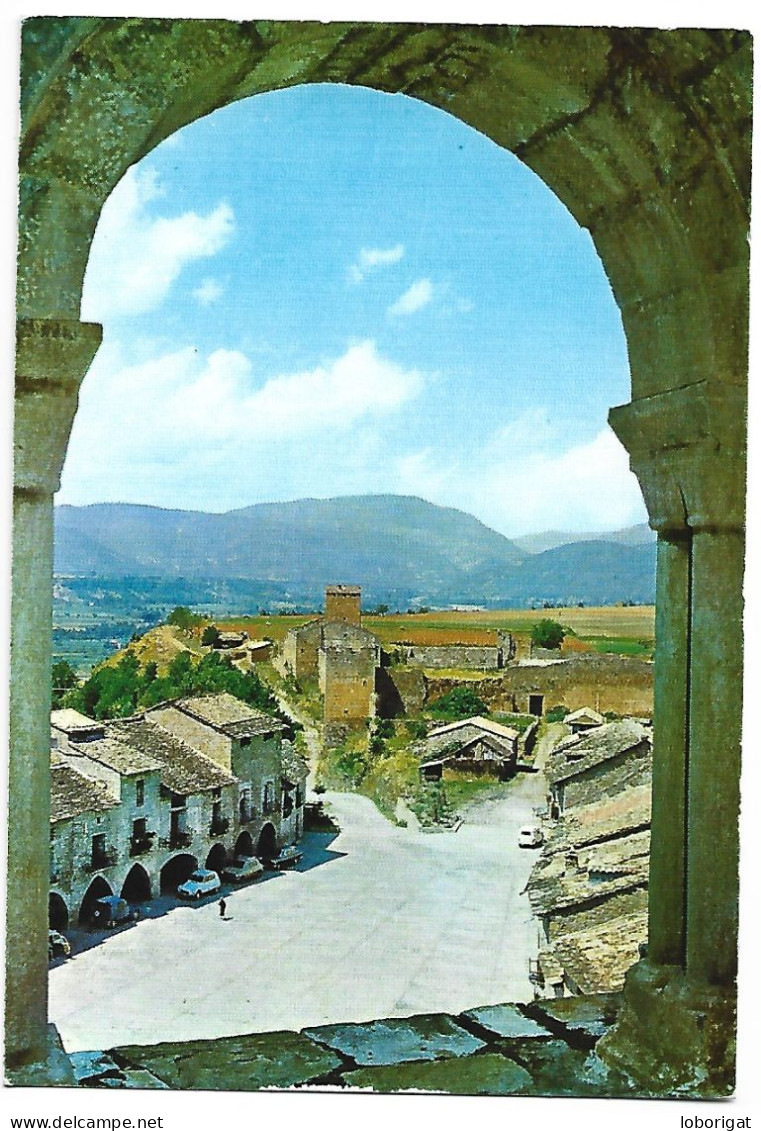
[50,763,550,1055]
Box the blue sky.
[60,82,648,537]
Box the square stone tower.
[324,584,362,626]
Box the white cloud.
[348,243,405,283]
[59,340,426,508]
[388,278,434,317]
[393,422,647,536]
[193,279,224,306]
[82,167,235,320]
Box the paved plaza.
[50,770,546,1054]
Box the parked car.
[89,896,139,929]
[519,824,544,848]
[177,868,221,900]
[222,855,264,884]
[271,845,303,870]
[48,929,71,960]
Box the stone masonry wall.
[426,654,654,718]
[323,647,377,722]
[562,743,652,809]
[395,644,503,670]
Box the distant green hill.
[513,523,655,554]
[54,495,656,607]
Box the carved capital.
[15,318,102,495]
[609,383,746,535]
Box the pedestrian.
[219,898,226,919]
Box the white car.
[177,868,221,899]
[222,856,264,884]
[519,824,544,848]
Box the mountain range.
[54,495,656,608]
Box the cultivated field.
[217,605,656,657]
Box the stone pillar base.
[595,959,736,1098]
[5,1025,76,1088]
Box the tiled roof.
[565,707,604,727]
[526,828,650,916]
[428,716,519,742]
[548,784,652,850]
[51,708,103,734]
[547,719,650,785]
[50,759,119,823]
[173,693,285,737]
[69,734,162,776]
[542,910,648,994]
[420,732,516,768]
[110,718,235,794]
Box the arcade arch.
[78,877,113,926]
[48,893,68,932]
[256,823,278,862]
[160,855,198,893]
[234,831,255,858]
[205,844,228,875]
[121,864,152,904]
[10,20,749,1094]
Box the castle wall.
[425,654,654,718]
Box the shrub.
[530,619,567,650]
[546,705,570,723]
[201,624,220,647]
[428,686,489,720]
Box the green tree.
[201,624,220,647]
[428,686,489,720]
[167,606,202,631]
[530,618,567,650]
[51,660,78,707]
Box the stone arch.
[9,21,750,1091]
[78,876,113,926]
[234,830,254,857]
[48,892,68,932]
[256,823,278,862]
[120,863,152,904]
[159,854,198,893]
[205,843,228,874]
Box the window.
[135,779,144,806]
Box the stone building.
[391,631,515,672]
[319,620,380,723]
[47,693,308,930]
[527,781,652,999]
[565,706,604,734]
[49,753,121,931]
[425,652,654,722]
[283,586,381,723]
[547,719,652,816]
[420,716,520,781]
[324,584,362,626]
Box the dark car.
[89,896,139,929]
[271,845,303,870]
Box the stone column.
[597,384,746,1096]
[686,527,743,984]
[6,319,101,1077]
[648,530,690,967]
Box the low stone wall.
[394,643,504,670]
